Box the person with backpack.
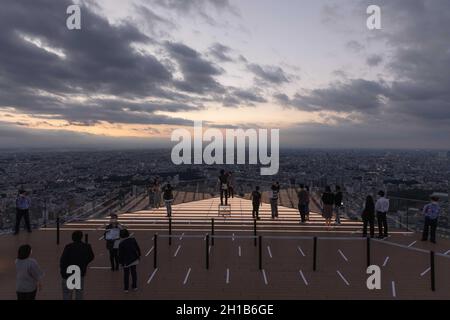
[14,190,32,235]
[421,196,441,244]
[60,231,95,300]
[321,186,335,230]
[163,183,174,217]
[15,245,44,300]
[250,186,262,220]
[270,182,280,219]
[104,214,124,271]
[218,170,229,206]
[297,184,309,224]
[334,186,344,225]
[361,195,375,238]
[118,229,141,292]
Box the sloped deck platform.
[1,197,449,300]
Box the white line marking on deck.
[232,233,235,241]
[174,245,182,257]
[338,249,348,262]
[238,246,242,257]
[420,268,431,277]
[183,268,192,285]
[267,246,273,258]
[299,270,308,286]
[226,268,230,284]
[145,246,154,257]
[262,269,268,285]
[391,281,397,298]
[98,236,104,241]
[444,250,450,255]
[147,268,158,284]
[297,246,306,257]
[89,267,110,270]
[382,256,390,267]
[336,270,350,286]
[180,233,185,240]
[408,241,417,247]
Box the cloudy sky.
[0,0,449,149]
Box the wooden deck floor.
[1,197,449,300]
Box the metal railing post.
[56,215,60,245]
[211,219,215,246]
[206,234,210,270]
[430,251,435,292]
[366,237,371,267]
[254,219,257,247]
[153,234,158,269]
[258,235,262,270]
[169,217,172,246]
[313,236,317,271]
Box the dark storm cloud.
[275,79,390,114]
[282,121,450,150]
[221,88,267,107]
[0,0,172,97]
[345,40,365,53]
[0,122,168,149]
[285,0,450,126]
[0,0,216,126]
[165,41,226,94]
[151,0,238,18]
[247,64,290,85]
[208,43,234,62]
[366,54,383,67]
[133,4,177,36]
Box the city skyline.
[1,0,450,150]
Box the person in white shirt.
[375,190,390,239]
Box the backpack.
[163,188,173,200]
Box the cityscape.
[1,148,448,235]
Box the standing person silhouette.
[218,170,229,206]
[305,186,311,221]
[334,186,344,225]
[361,195,375,238]
[251,186,262,220]
[60,231,95,300]
[270,182,280,219]
[163,183,174,217]
[16,245,44,300]
[375,190,389,239]
[14,190,32,235]
[104,214,124,271]
[297,184,309,224]
[321,186,335,230]
[118,229,141,293]
[153,179,161,209]
[421,196,441,244]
